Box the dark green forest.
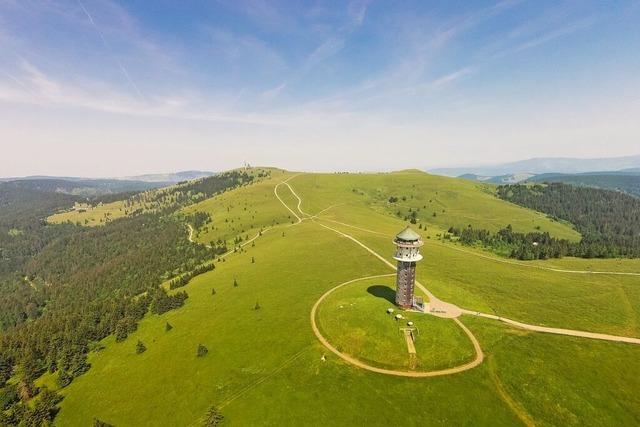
[453,183,640,259]
[528,172,640,197]
[0,171,257,425]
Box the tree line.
[169,263,215,290]
[496,183,640,258]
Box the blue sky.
[1,0,639,176]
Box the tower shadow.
[367,285,395,305]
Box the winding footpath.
[273,176,303,224]
[271,176,640,378]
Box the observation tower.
[393,226,423,309]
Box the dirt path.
[281,181,309,218]
[461,309,640,345]
[187,224,195,243]
[274,176,303,223]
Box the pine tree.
[165,322,173,332]
[233,279,238,287]
[136,340,147,354]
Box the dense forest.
[0,178,167,198]
[449,225,577,260]
[0,183,82,275]
[528,172,640,197]
[0,172,257,425]
[452,183,640,259]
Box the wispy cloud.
[510,18,596,53]
[261,82,286,99]
[430,67,475,88]
[302,0,371,69]
[76,0,144,99]
[0,60,281,125]
[347,0,372,27]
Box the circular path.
[310,274,484,378]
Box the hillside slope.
[48,169,640,426]
[529,172,640,197]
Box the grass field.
[313,218,640,337]
[317,276,476,371]
[181,172,298,247]
[48,201,128,225]
[289,172,581,240]
[52,169,639,426]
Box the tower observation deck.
[393,226,423,309]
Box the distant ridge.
[0,170,215,183]
[122,170,215,183]
[430,154,640,177]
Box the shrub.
[57,370,73,388]
[197,344,208,358]
[203,405,224,426]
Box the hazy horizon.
[2,152,640,180]
[2,1,640,176]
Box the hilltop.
[1,168,639,426]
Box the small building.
[393,226,423,309]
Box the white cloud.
[430,67,474,88]
[261,82,286,99]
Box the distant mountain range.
[431,155,640,197]
[0,178,168,198]
[430,155,640,177]
[0,170,215,184]
[122,170,215,183]
[458,173,536,184]
[0,171,216,198]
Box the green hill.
[3,169,639,426]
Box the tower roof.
[395,226,421,242]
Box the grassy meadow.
[51,169,639,425]
[181,172,297,246]
[48,201,128,226]
[317,276,476,371]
